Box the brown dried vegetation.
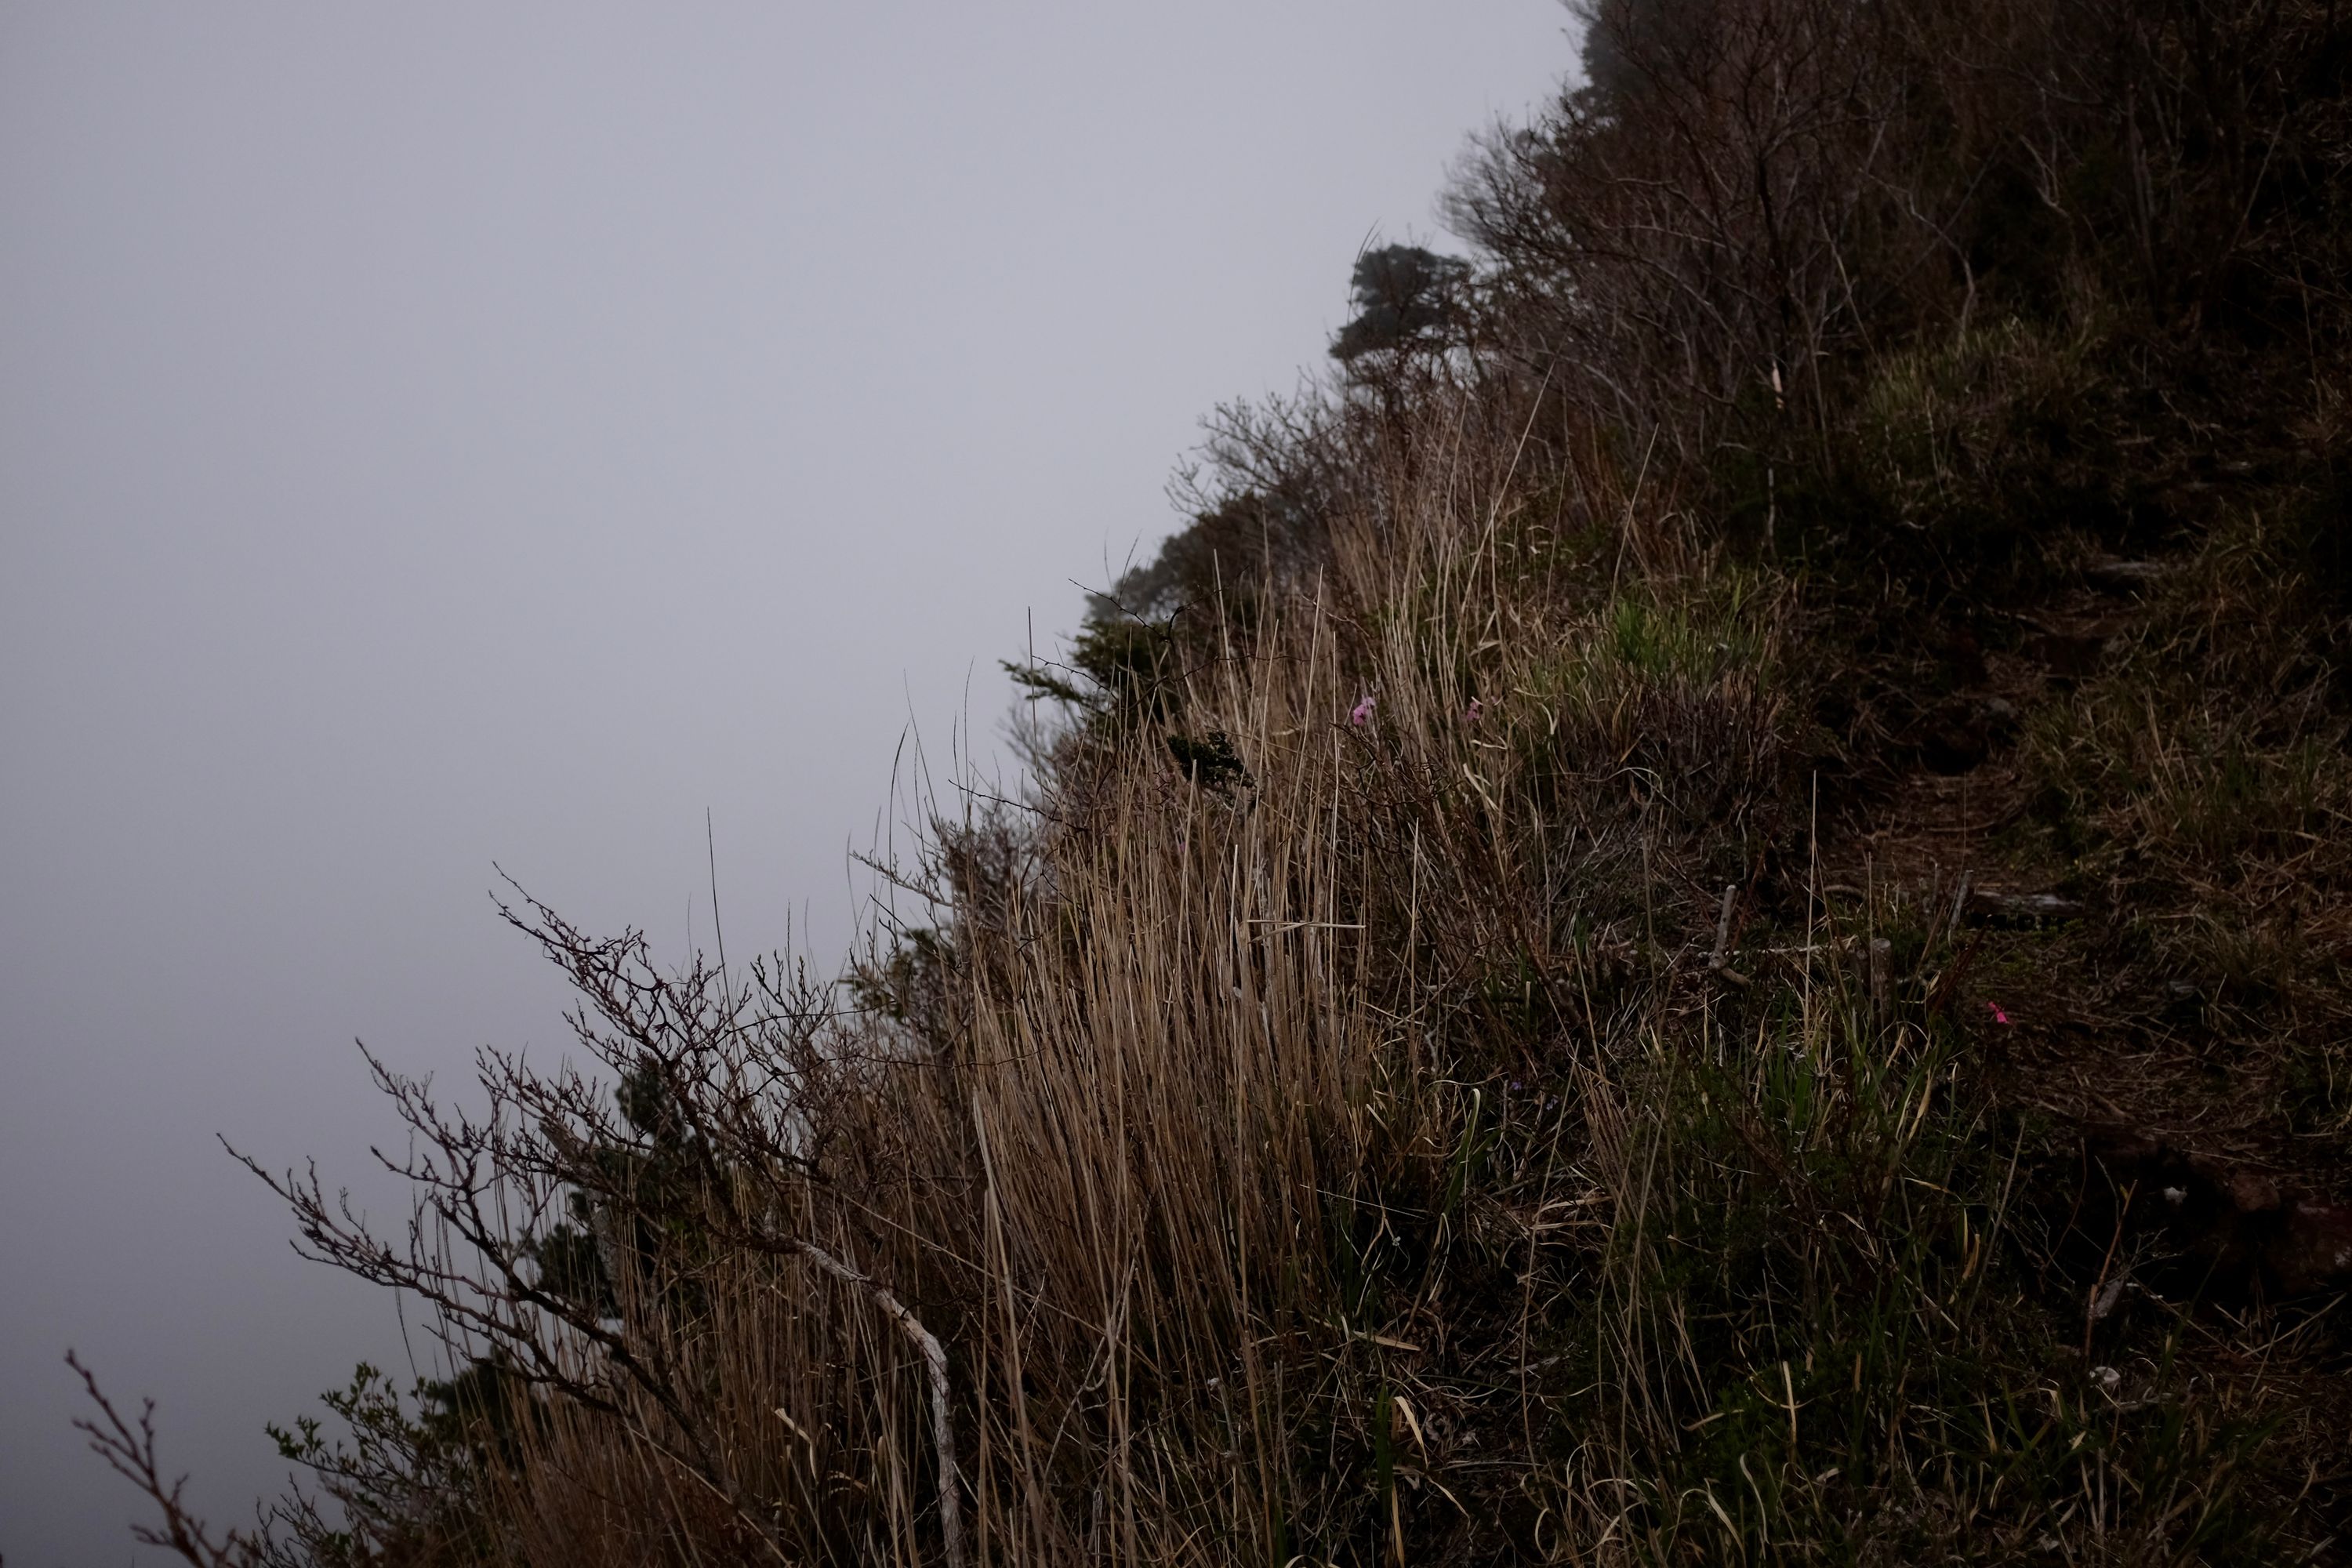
[82,0,2352,1561]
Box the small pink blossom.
[1350,695,1376,726]
[1987,1002,2011,1025]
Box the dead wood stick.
[799,1242,967,1568]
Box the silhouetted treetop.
[1328,244,1470,364]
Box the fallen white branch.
[798,1242,966,1568]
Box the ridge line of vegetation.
[80,1,2352,1561]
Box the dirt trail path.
[1820,563,2352,1301]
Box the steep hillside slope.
[84,2,2352,1563]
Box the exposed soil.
[1827,559,2352,1307]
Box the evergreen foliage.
[1327,245,1471,365]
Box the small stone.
[1966,889,2084,925]
[2270,1201,2352,1296]
[2227,1172,2281,1214]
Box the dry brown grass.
[78,1,2352,1562]
[103,380,2320,1565]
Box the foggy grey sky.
[0,5,1574,1559]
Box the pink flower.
[1987,1002,2011,1025]
[1466,697,1483,724]
[1350,695,1375,726]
